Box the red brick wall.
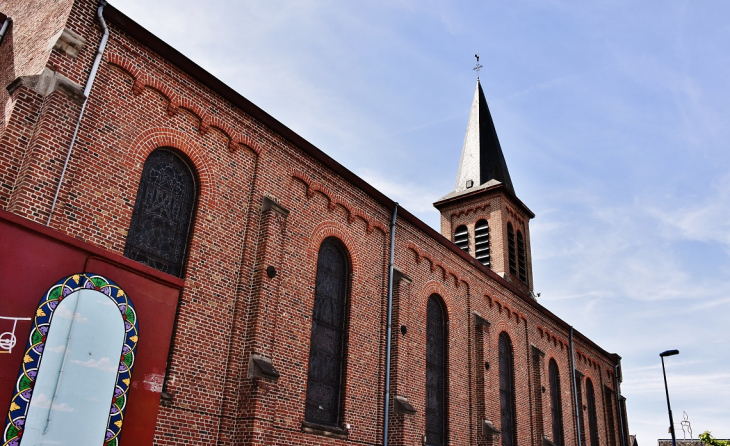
[0,0,627,445]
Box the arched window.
[517,230,527,283]
[549,359,565,446]
[586,379,600,446]
[474,219,490,267]
[305,237,349,426]
[426,295,446,446]
[507,223,517,276]
[124,148,197,278]
[454,225,469,253]
[605,387,617,446]
[499,332,516,446]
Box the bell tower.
[433,79,535,296]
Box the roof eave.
[433,183,535,219]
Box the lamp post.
[660,349,679,446]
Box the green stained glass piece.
[123,353,132,367]
[91,277,107,288]
[31,328,42,345]
[115,396,125,407]
[49,286,62,300]
[7,424,19,440]
[125,307,135,325]
[19,375,32,391]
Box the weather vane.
[473,52,483,79]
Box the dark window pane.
[507,223,517,276]
[586,379,600,446]
[305,238,348,426]
[517,230,527,283]
[499,332,516,446]
[549,359,565,446]
[425,295,446,446]
[124,149,196,277]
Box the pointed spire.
[453,79,515,195]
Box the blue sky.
[112,0,730,442]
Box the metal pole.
[382,202,398,446]
[661,356,677,446]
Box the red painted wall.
[0,210,182,445]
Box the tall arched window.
[124,148,197,278]
[507,223,517,276]
[516,230,527,283]
[305,237,349,426]
[426,295,446,446]
[499,332,516,446]
[586,379,600,446]
[549,359,565,446]
[454,225,469,253]
[474,219,490,267]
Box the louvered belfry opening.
[305,237,349,426]
[453,225,469,253]
[474,219,490,267]
[499,332,516,446]
[549,359,565,446]
[124,148,197,278]
[586,379,600,446]
[517,230,527,283]
[507,223,517,276]
[425,295,447,446]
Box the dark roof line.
[103,3,618,362]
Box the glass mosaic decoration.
[3,273,139,446]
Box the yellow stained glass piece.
[72,274,80,283]
[24,355,33,363]
[123,378,130,386]
[114,420,123,428]
[36,308,46,317]
[10,402,20,412]
[130,336,138,343]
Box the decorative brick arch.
[419,281,452,323]
[125,127,213,211]
[307,220,363,280]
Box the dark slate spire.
[453,79,514,195]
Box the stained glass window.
[425,295,446,446]
[549,359,565,446]
[499,332,516,446]
[586,379,600,446]
[605,387,617,446]
[305,238,349,426]
[124,149,197,278]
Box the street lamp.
[660,349,679,446]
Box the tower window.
[454,225,469,253]
[507,223,516,276]
[474,219,490,268]
[517,230,527,283]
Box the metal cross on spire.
[473,53,483,79]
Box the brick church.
[0,0,633,445]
